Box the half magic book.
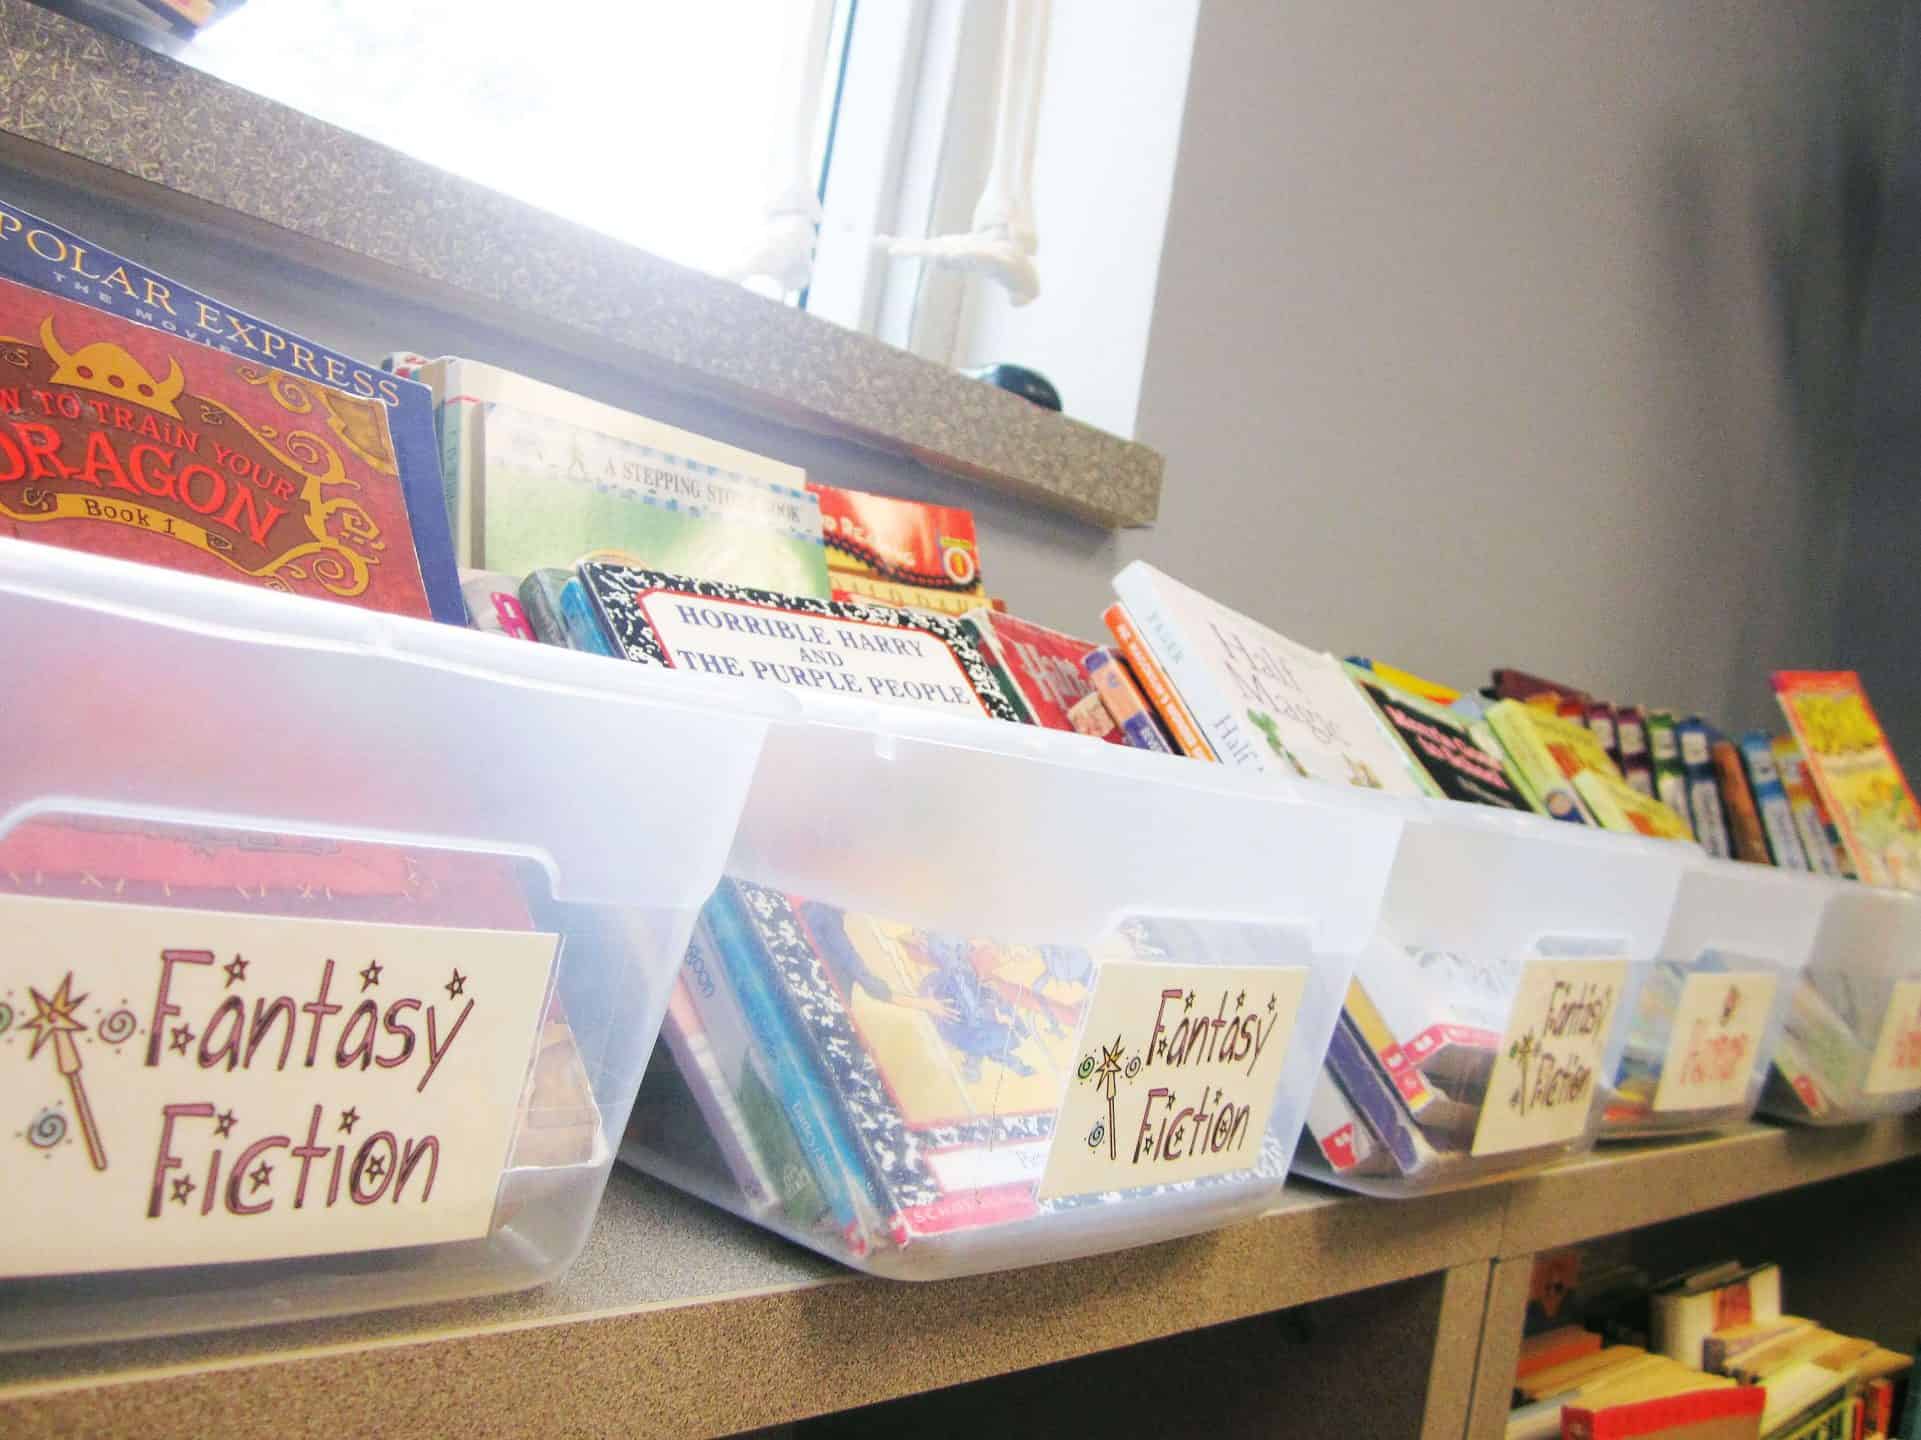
[0,198,462,622]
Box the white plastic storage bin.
[1760,880,1921,1125]
[1600,859,1824,1139]
[1297,803,1691,1196]
[620,692,1408,1280]
[0,541,777,1348]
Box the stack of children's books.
[1509,1251,1915,1440]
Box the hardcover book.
[0,198,461,622]
[1773,671,1921,890]
[967,609,1121,740]
[576,562,1025,721]
[1110,562,1424,794]
[808,482,989,617]
[1351,669,1530,810]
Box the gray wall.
[6,0,1909,742]
[1121,0,1906,729]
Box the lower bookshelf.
[2,1118,1917,1439]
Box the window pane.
[184,0,816,276]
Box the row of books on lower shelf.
[1510,1253,1920,1440]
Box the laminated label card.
[1653,968,1778,1113]
[1038,960,1307,1201]
[1865,978,1921,1097]
[1,894,559,1278]
[1471,955,1628,1157]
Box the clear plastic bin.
[1760,880,1921,1126]
[1297,803,1691,1196]
[0,540,777,1348]
[621,691,1408,1280]
[1600,859,1823,1139]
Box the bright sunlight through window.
[184,0,819,277]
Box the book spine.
[1101,603,1218,761]
[1487,702,1591,822]
[956,618,1038,725]
[517,568,574,648]
[1741,732,1809,871]
[1083,647,1175,753]
[701,882,870,1253]
[1617,705,1656,796]
[1647,712,1696,839]
[1678,721,1733,859]
[659,981,777,1211]
[1713,738,1773,864]
[560,577,619,656]
[1322,1016,1429,1175]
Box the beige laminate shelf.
[5,1119,1919,1439]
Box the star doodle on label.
[170,1175,196,1205]
[445,969,466,1000]
[363,1153,387,1182]
[1236,990,1246,1009]
[248,1160,273,1193]
[1183,990,1195,1013]
[338,1106,360,1135]
[222,955,248,988]
[359,959,383,992]
[213,1109,237,1139]
[169,1023,195,1055]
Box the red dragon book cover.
[0,276,436,617]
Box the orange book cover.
[1101,602,1217,761]
[1563,1385,1764,1440]
[1518,1325,1603,1379]
[1711,739,1773,865]
[1774,671,1921,890]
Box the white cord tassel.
[729,0,837,293]
[881,0,1049,307]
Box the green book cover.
[472,403,832,595]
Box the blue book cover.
[0,196,465,624]
[1322,1015,1432,1176]
[1739,729,1809,870]
[1677,718,1733,860]
[701,878,874,1254]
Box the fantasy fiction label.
[1653,969,1777,1113]
[1865,979,1921,1097]
[1037,960,1307,1201]
[1,895,558,1277]
[1471,956,1628,1157]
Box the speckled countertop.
[0,0,1162,528]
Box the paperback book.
[1350,668,1530,809]
[1773,671,1921,890]
[809,482,990,617]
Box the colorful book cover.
[721,881,1094,1243]
[808,482,988,618]
[1102,602,1215,760]
[1738,731,1808,871]
[576,562,1025,721]
[1065,690,1121,742]
[1774,671,1921,890]
[1351,670,1531,810]
[1648,711,1696,839]
[1677,719,1733,860]
[459,568,537,641]
[1492,668,1590,705]
[1110,562,1424,794]
[0,198,462,623]
[1083,646,1176,754]
[0,275,440,619]
[1573,769,1695,841]
[967,608,1120,741]
[1711,738,1773,865]
[1485,700,1596,823]
[1772,736,1843,878]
